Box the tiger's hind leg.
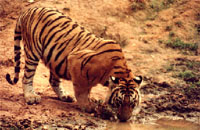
[49,72,74,102]
[23,59,41,105]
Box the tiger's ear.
[133,76,142,85]
[110,76,120,84]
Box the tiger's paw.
[56,88,75,103]
[74,101,97,113]
[24,93,41,105]
[59,95,75,103]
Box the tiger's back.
[6,7,142,121]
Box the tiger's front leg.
[73,84,96,113]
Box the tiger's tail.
[6,18,22,85]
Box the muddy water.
[106,118,200,130]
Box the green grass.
[165,59,200,100]
[150,0,176,12]
[130,0,177,21]
[196,81,200,87]
[165,38,198,52]
[178,70,195,79]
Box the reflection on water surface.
[106,118,200,130]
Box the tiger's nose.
[117,104,133,121]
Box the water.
[105,118,200,130]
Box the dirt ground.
[0,0,200,129]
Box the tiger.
[6,7,142,121]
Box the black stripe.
[14,45,21,51]
[86,33,92,37]
[120,78,127,82]
[78,36,91,47]
[113,66,123,69]
[42,16,65,44]
[63,56,69,79]
[61,21,71,27]
[81,38,96,50]
[55,59,65,77]
[23,81,33,85]
[15,67,20,73]
[55,24,70,42]
[14,53,20,62]
[16,61,20,66]
[38,8,46,17]
[92,39,102,49]
[42,13,57,23]
[55,33,65,42]
[29,47,39,61]
[108,88,120,105]
[6,74,12,84]
[80,26,85,31]
[99,70,107,82]
[25,60,38,66]
[39,20,51,44]
[24,73,35,79]
[70,31,85,51]
[46,44,57,63]
[91,77,96,84]
[49,63,52,69]
[57,40,67,50]
[29,8,38,27]
[48,24,60,35]
[81,49,122,70]
[34,34,42,53]
[14,36,22,40]
[55,47,66,61]
[14,78,18,84]
[57,34,76,50]
[111,56,121,61]
[63,23,79,38]
[15,31,21,34]
[32,9,49,54]
[43,26,67,52]
[95,41,117,50]
[48,16,66,26]
[37,8,48,23]
[86,69,89,80]
[26,69,36,72]
[78,53,90,59]
[114,71,124,74]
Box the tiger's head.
[104,76,142,121]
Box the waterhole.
[106,118,200,130]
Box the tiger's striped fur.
[6,7,142,121]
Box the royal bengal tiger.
[6,7,142,121]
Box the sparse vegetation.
[165,58,200,100]
[169,31,175,38]
[131,2,146,11]
[175,21,183,27]
[130,0,177,21]
[196,24,200,35]
[96,26,128,48]
[165,25,173,31]
[178,70,195,80]
[150,0,176,12]
[165,38,198,53]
